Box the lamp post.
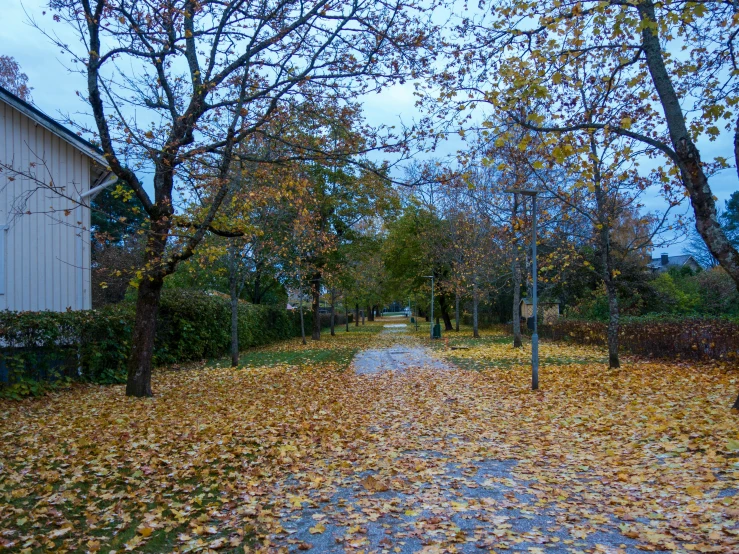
[504,188,539,390]
[423,275,434,340]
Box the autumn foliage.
[1,323,738,552]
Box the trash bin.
[526,316,535,330]
[432,323,441,339]
[410,317,415,323]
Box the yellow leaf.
[686,485,703,497]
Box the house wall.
[0,100,92,311]
[685,259,701,273]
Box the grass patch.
[237,348,356,369]
[209,322,385,371]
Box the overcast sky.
[3,0,736,257]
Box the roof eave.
[0,85,109,170]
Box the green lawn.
[235,348,355,369]
[209,322,385,371]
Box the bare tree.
[42,0,428,396]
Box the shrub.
[0,289,307,397]
[0,311,80,399]
[650,272,701,314]
[694,267,739,316]
[541,315,739,361]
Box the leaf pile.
[1,321,738,552]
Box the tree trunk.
[511,193,523,348]
[455,290,460,332]
[362,308,365,325]
[252,264,263,304]
[330,289,336,337]
[125,216,172,397]
[636,2,739,292]
[125,275,163,397]
[367,305,373,322]
[473,278,480,339]
[605,279,620,369]
[228,242,241,368]
[311,272,321,341]
[230,284,239,368]
[439,294,453,331]
[591,135,620,370]
[345,296,350,332]
[355,303,359,327]
[299,290,307,345]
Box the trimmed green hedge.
[154,290,301,365]
[0,289,306,398]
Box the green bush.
[0,311,80,399]
[650,272,701,314]
[564,283,647,321]
[694,267,739,316]
[0,289,304,397]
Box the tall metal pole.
[531,194,539,390]
[430,276,435,340]
[504,187,540,390]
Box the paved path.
[270,324,651,554]
[352,325,453,374]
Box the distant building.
[0,85,114,311]
[647,253,701,274]
[520,298,560,325]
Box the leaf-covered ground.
[1,320,738,553]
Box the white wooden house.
[0,85,114,312]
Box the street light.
[423,275,434,340]
[504,188,540,390]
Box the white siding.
[0,100,93,312]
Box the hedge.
[539,316,739,361]
[0,289,351,397]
